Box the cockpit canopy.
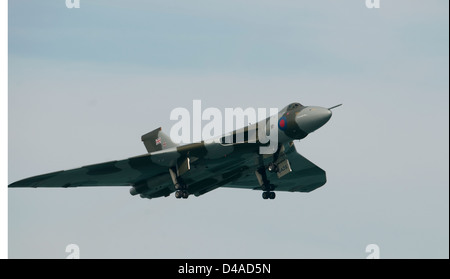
[287,103,304,110]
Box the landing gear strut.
[255,166,276,200]
[169,168,190,199]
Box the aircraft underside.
[138,142,326,200]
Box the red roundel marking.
[279,119,286,128]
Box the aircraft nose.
[295,106,332,134]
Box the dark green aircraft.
[9,103,340,200]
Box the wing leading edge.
[8,153,168,188]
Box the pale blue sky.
[8,0,449,258]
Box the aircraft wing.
[9,142,327,197]
[223,146,327,193]
[8,153,168,188]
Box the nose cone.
[295,106,332,134]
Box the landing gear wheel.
[269,192,276,199]
[262,191,276,200]
[182,191,189,199]
[175,190,183,199]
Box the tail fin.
[141,127,177,153]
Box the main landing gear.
[169,168,190,199]
[255,166,276,200]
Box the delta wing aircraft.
[9,103,340,200]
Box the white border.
[1,0,8,259]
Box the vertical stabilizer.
[141,127,177,153]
